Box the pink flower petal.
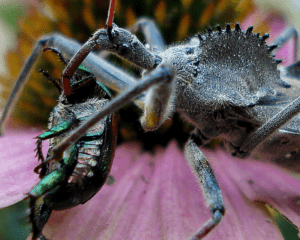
[208,149,300,227]
[39,142,284,240]
[0,130,46,208]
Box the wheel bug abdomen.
[29,48,117,239]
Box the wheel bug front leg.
[46,63,174,163]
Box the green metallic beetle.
[29,48,117,240]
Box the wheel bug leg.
[0,37,48,136]
[271,26,298,63]
[130,18,167,52]
[239,95,300,157]
[47,63,174,162]
[185,130,224,240]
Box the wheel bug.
[1,0,300,239]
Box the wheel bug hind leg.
[185,129,224,240]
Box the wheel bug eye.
[117,43,131,56]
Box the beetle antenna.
[43,47,68,65]
[106,0,116,40]
[39,69,62,93]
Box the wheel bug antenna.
[47,64,174,162]
[106,0,116,40]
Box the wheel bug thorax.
[164,25,300,173]
[1,0,300,239]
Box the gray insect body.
[160,26,300,173]
[2,1,300,237]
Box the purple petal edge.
[0,130,45,208]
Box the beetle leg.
[29,144,78,240]
[34,114,77,173]
[130,18,167,52]
[185,129,224,239]
[271,26,298,63]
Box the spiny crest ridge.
[197,24,282,65]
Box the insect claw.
[226,23,231,33]
[216,25,222,34]
[235,23,241,32]
[256,32,260,37]
[275,59,283,64]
